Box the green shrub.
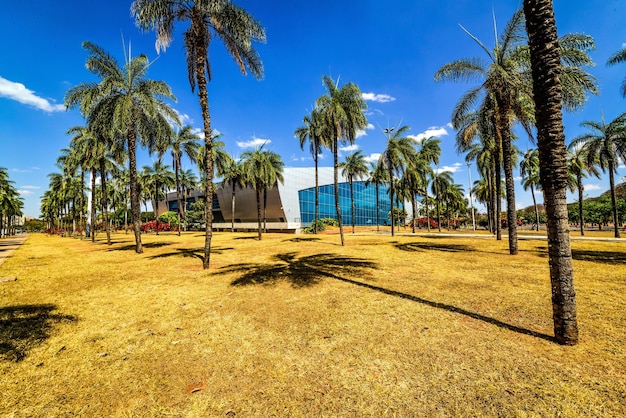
[158,211,179,227]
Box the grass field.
[0,230,624,416]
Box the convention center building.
[158,167,412,233]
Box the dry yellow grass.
[0,231,624,417]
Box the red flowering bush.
[141,220,172,233]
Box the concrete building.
[157,167,412,233]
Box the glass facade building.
[299,181,391,226]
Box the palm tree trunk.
[231,180,236,233]
[90,167,97,243]
[174,156,182,237]
[314,155,319,234]
[411,194,417,234]
[389,168,395,237]
[425,188,431,232]
[256,188,262,240]
[350,180,355,234]
[333,134,345,245]
[128,126,143,253]
[100,159,111,245]
[499,108,519,254]
[375,183,380,232]
[577,175,585,236]
[195,34,214,269]
[263,188,268,233]
[492,112,503,240]
[524,0,578,345]
[608,163,621,238]
[531,185,539,231]
[154,182,160,235]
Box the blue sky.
[1,1,625,218]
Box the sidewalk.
[0,234,29,267]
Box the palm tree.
[220,157,245,232]
[295,107,329,233]
[607,46,626,97]
[167,125,200,235]
[241,145,284,240]
[339,151,369,233]
[520,148,542,231]
[567,143,599,236]
[431,171,453,233]
[416,136,441,233]
[133,0,265,269]
[379,126,417,237]
[523,0,578,345]
[142,159,175,234]
[571,112,626,238]
[65,41,178,253]
[179,168,198,230]
[365,161,388,232]
[436,10,597,255]
[316,75,368,245]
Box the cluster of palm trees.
[435,9,598,255]
[0,168,24,237]
[295,76,468,243]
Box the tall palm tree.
[167,125,200,235]
[142,159,175,234]
[607,46,626,97]
[220,156,245,232]
[436,10,597,255]
[379,125,417,237]
[316,75,368,245]
[179,168,198,231]
[520,148,542,231]
[295,107,329,233]
[416,136,442,233]
[365,161,389,233]
[567,143,599,236]
[524,0,578,345]
[431,170,453,233]
[65,41,178,253]
[133,0,265,269]
[571,112,626,238]
[339,151,369,233]
[241,145,284,240]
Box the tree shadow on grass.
[148,246,233,260]
[0,304,77,362]
[283,237,321,243]
[217,252,554,342]
[534,246,626,265]
[394,242,476,253]
[107,242,174,252]
[218,252,377,287]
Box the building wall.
[157,167,414,231]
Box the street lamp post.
[467,162,476,231]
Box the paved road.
[0,235,29,267]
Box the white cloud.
[21,185,40,190]
[365,153,381,163]
[0,76,65,112]
[361,92,396,103]
[514,176,523,182]
[355,123,375,138]
[236,136,270,149]
[173,109,193,125]
[17,189,34,197]
[584,184,602,191]
[339,144,359,152]
[10,167,40,173]
[435,162,462,174]
[410,124,451,143]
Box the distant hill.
[601,181,626,199]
